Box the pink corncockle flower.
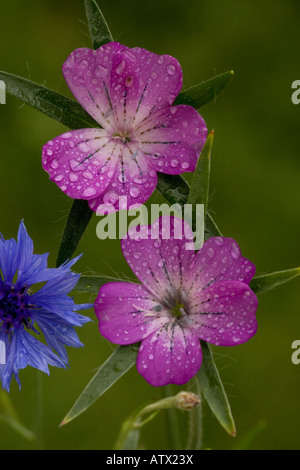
[42,43,207,213]
[94,217,258,387]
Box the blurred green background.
[0,0,300,450]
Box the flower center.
[0,284,32,331]
[172,301,186,319]
[112,130,131,144]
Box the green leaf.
[0,71,98,130]
[75,274,134,294]
[56,200,94,267]
[250,267,300,295]
[188,130,214,219]
[85,0,114,49]
[197,341,236,436]
[0,391,35,441]
[157,173,222,239]
[61,344,139,426]
[174,70,234,110]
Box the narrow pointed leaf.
[61,344,139,426]
[197,341,236,436]
[56,200,93,267]
[85,0,114,49]
[188,130,214,218]
[0,71,98,130]
[250,268,300,295]
[75,274,134,294]
[174,70,234,110]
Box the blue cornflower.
[0,221,92,392]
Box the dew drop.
[166,64,176,75]
[54,174,64,182]
[51,160,59,169]
[82,187,97,197]
[94,64,108,77]
[170,159,179,168]
[207,247,215,258]
[129,187,140,199]
[103,190,119,204]
[69,173,78,182]
[116,60,126,75]
[83,171,93,180]
[231,243,240,260]
[181,162,190,170]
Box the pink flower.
[94,217,258,387]
[42,42,207,212]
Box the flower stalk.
[114,391,201,450]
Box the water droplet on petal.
[82,187,97,197]
[83,171,93,180]
[231,242,240,260]
[103,190,119,204]
[129,187,140,199]
[54,174,64,182]
[69,173,78,182]
[181,162,190,170]
[116,60,126,75]
[51,160,59,169]
[171,159,179,168]
[167,64,176,75]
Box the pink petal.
[137,322,202,386]
[108,46,183,128]
[42,129,119,199]
[121,216,195,299]
[189,280,258,346]
[95,282,168,344]
[62,43,128,128]
[88,146,158,213]
[136,105,207,174]
[188,237,256,295]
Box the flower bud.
[174,391,201,411]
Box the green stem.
[162,385,182,450]
[186,379,202,450]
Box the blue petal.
[32,310,86,364]
[0,237,19,283]
[2,328,66,391]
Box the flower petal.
[95,282,168,345]
[189,280,258,346]
[121,216,195,299]
[136,322,202,386]
[136,105,207,174]
[2,328,66,391]
[188,237,256,295]
[88,146,158,213]
[62,43,128,128]
[42,128,119,200]
[108,46,183,128]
